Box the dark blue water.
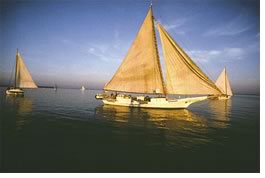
[0,87,259,172]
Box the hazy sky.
[0,0,260,94]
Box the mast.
[224,67,227,95]
[150,4,167,95]
[14,48,18,88]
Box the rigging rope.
[155,5,215,82]
[8,60,16,87]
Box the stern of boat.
[173,96,208,108]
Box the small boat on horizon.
[214,67,233,100]
[6,49,38,96]
[54,84,57,91]
[81,86,86,91]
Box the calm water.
[0,87,259,172]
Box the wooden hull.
[102,96,208,109]
[217,95,231,100]
[208,95,232,100]
[6,88,24,96]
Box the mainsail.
[15,51,38,88]
[104,7,165,94]
[157,23,221,95]
[215,68,233,96]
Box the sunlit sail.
[104,7,165,94]
[6,49,38,95]
[96,5,225,109]
[214,67,233,99]
[157,23,221,95]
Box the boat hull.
[6,88,24,96]
[217,95,231,100]
[95,93,108,100]
[208,95,232,100]
[102,96,208,109]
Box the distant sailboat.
[214,67,233,100]
[95,5,222,109]
[6,49,38,95]
[81,86,85,91]
[54,84,57,91]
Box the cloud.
[61,29,127,63]
[85,44,112,62]
[158,18,188,35]
[225,48,245,59]
[188,49,221,63]
[204,14,253,36]
[85,39,126,63]
[187,47,246,63]
[83,29,132,63]
[61,39,77,46]
[88,47,95,53]
[113,29,121,49]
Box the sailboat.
[6,49,38,95]
[54,84,57,91]
[81,86,86,91]
[95,5,222,109]
[214,67,233,100]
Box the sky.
[0,0,260,94]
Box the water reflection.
[6,96,33,115]
[95,105,208,126]
[95,105,124,120]
[94,105,212,149]
[208,99,232,128]
[5,96,33,129]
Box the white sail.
[215,68,233,96]
[104,7,165,94]
[15,51,38,88]
[157,23,221,95]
